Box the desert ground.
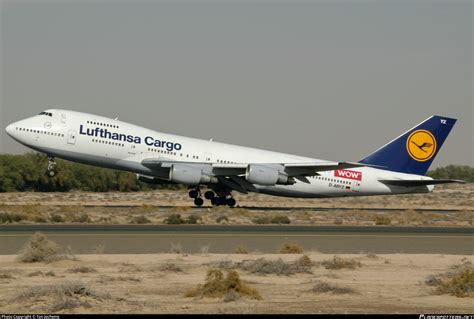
[0,184,472,227]
[0,184,472,314]
[0,252,472,314]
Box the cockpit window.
[39,111,53,117]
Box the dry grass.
[185,269,262,300]
[279,243,304,254]
[320,256,362,270]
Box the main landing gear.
[188,187,236,207]
[46,156,57,177]
[188,188,204,207]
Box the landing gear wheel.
[194,197,204,207]
[46,155,57,178]
[46,169,56,177]
[189,190,199,199]
[204,191,215,200]
[211,197,219,206]
[226,198,236,207]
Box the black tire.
[211,197,219,206]
[204,191,215,200]
[189,190,199,198]
[194,197,204,207]
[226,198,236,207]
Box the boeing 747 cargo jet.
[5,110,464,206]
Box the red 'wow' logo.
[334,170,362,181]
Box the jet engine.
[245,164,293,185]
[169,164,217,185]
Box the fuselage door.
[204,152,212,162]
[67,130,77,145]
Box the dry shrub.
[223,289,240,302]
[49,213,64,223]
[27,271,43,277]
[234,245,249,254]
[239,256,313,276]
[0,271,14,279]
[18,281,109,312]
[51,298,92,312]
[185,269,262,300]
[320,256,362,270]
[0,212,26,223]
[129,215,151,224]
[18,281,107,300]
[426,262,474,297]
[17,232,60,263]
[199,244,211,254]
[373,214,391,225]
[170,242,183,253]
[271,215,291,224]
[208,260,235,270]
[312,281,355,294]
[216,215,229,224]
[279,243,304,254]
[159,262,183,272]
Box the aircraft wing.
[378,179,466,187]
[142,159,373,177]
[142,158,375,193]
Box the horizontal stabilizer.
[378,179,466,187]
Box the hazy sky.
[1,0,472,168]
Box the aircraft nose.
[5,123,15,137]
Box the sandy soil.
[0,253,472,314]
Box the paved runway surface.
[1,225,472,254]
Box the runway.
[0,225,472,255]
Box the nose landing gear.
[46,156,57,177]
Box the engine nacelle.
[169,164,217,185]
[245,164,293,185]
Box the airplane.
[5,110,464,207]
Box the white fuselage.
[5,109,433,198]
